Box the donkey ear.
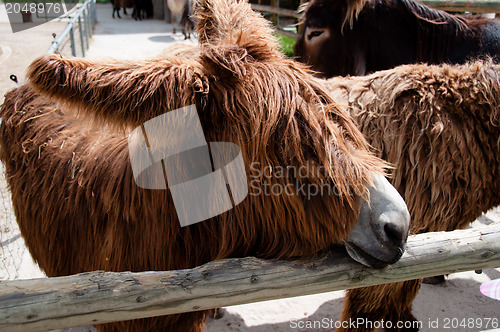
[195,0,281,61]
[26,54,199,127]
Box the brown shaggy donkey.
[0,0,410,331]
[325,61,500,331]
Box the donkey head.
[295,0,371,77]
[27,0,409,267]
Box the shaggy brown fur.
[160,42,201,59]
[325,61,500,331]
[0,0,388,331]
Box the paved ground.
[0,2,195,102]
[0,3,499,331]
[0,3,68,103]
[85,4,196,60]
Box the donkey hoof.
[207,308,225,320]
[423,275,446,285]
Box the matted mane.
[400,0,472,62]
[401,0,469,31]
[299,0,371,29]
[344,0,370,28]
[195,45,385,214]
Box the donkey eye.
[308,30,324,40]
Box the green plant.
[276,33,296,57]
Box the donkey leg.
[338,280,422,332]
[113,7,121,19]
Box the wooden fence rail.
[420,0,500,13]
[251,4,301,19]
[0,224,499,332]
[251,0,499,40]
[251,0,500,18]
[250,4,301,39]
[251,0,500,22]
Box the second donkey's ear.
[195,0,282,62]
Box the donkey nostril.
[384,222,405,247]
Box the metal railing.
[48,0,97,57]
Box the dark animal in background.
[325,61,500,331]
[0,0,410,331]
[295,0,500,77]
[143,0,154,18]
[133,0,154,20]
[111,0,132,19]
[168,0,194,39]
[112,0,152,20]
[181,0,195,39]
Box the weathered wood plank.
[252,1,500,19]
[0,224,499,332]
[251,4,302,19]
[420,0,500,13]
